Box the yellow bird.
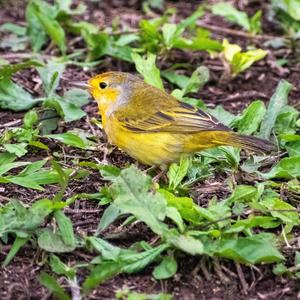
[86,71,273,167]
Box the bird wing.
[115,85,230,133]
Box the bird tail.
[225,133,275,153]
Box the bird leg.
[152,167,168,184]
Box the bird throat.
[96,88,120,128]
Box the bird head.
[88,72,139,106]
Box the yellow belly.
[103,117,232,166]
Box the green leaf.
[131,52,164,90]
[83,261,122,292]
[54,210,75,248]
[159,189,201,224]
[168,156,191,190]
[0,23,26,35]
[23,109,39,129]
[231,100,266,135]
[222,39,267,77]
[162,23,178,50]
[50,254,76,279]
[104,165,168,235]
[3,143,28,157]
[165,206,185,232]
[153,255,177,280]
[96,203,121,234]
[38,229,76,252]
[259,196,299,227]
[275,106,299,135]
[2,237,29,267]
[214,233,284,264]
[173,36,222,52]
[165,229,204,255]
[0,78,40,111]
[261,156,300,179]
[161,71,189,90]
[37,60,65,96]
[0,60,43,80]
[0,160,30,176]
[208,105,236,126]
[84,238,169,292]
[45,132,88,149]
[226,184,261,204]
[31,2,66,54]
[211,2,250,31]
[259,80,293,139]
[249,10,262,34]
[0,198,55,238]
[182,66,210,95]
[39,272,71,300]
[26,0,49,52]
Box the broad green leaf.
[165,206,185,232]
[38,229,76,252]
[160,189,201,224]
[4,176,44,190]
[37,60,65,96]
[227,216,280,233]
[274,106,299,135]
[153,255,177,279]
[208,105,236,126]
[0,161,30,176]
[214,233,284,264]
[2,237,29,267]
[259,80,293,139]
[260,197,299,227]
[31,2,66,54]
[280,134,300,156]
[83,261,122,292]
[162,23,177,49]
[0,152,16,165]
[226,185,261,204]
[54,210,75,248]
[43,97,86,122]
[0,60,43,80]
[0,198,55,237]
[231,100,266,135]
[222,39,267,77]
[0,23,26,35]
[261,156,300,179]
[45,132,88,149]
[272,0,300,21]
[182,66,209,95]
[50,254,76,279]
[161,71,189,89]
[165,229,204,255]
[173,36,222,52]
[103,165,168,235]
[168,156,191,190]
[4,143,28,157]
[23,109,39,129]
[249,10,262,34]
[0,79,40,111]
[26,0,49,52]
[84,238,169,292]
[131,52,164,90]
[39,272,71,300]
[212,2,250,31]
[96,203,121,234]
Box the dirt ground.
[1,0,300,299]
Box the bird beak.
[69,81,90,89]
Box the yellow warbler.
[85,72,273,166]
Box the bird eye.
[99,82,107,89]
